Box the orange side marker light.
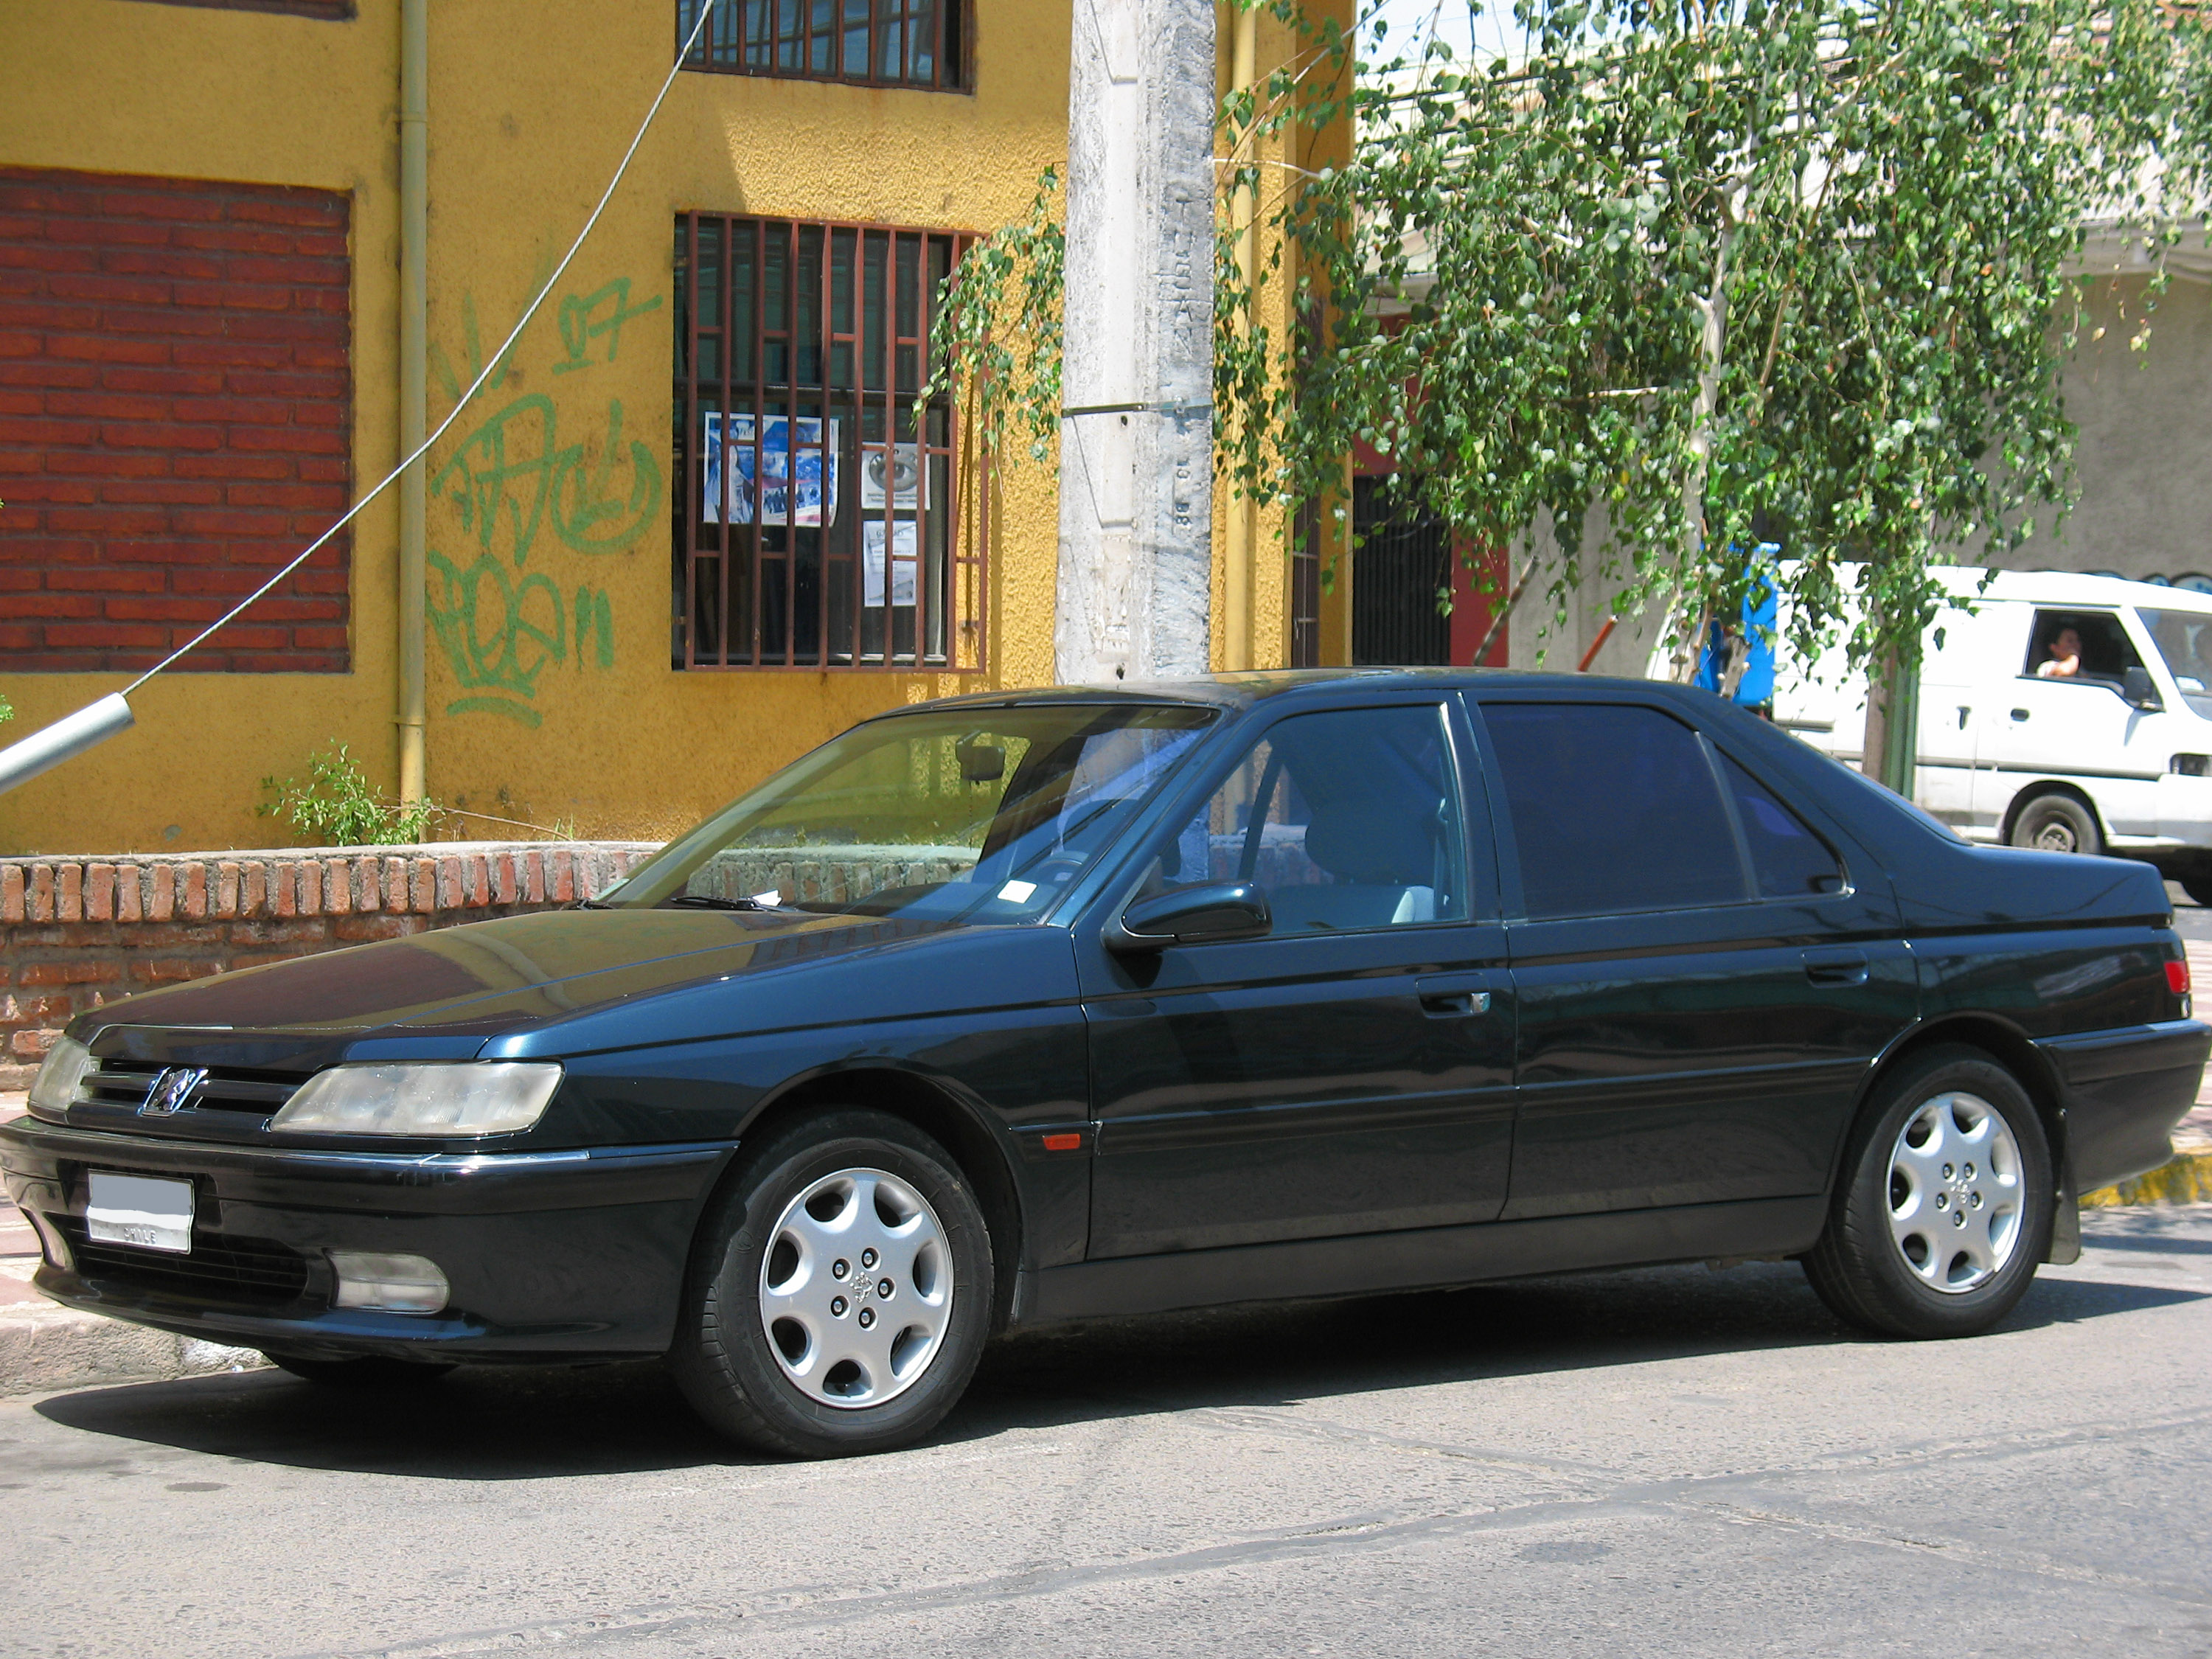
[1041,1132,1083,1152]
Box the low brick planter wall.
[0,841,656,1088]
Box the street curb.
[2083,1149,2212,1209]
[0,1298,264,1397]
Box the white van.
[1673,568,2212,902]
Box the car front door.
[1470,695,1919,1220]
[1075,699,1517,1259]
[1989,608,2165,839]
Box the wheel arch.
[714,1063,1029,1335]
[1840,1013,2070,1198]
[2000,780,2106,849]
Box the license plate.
[86,1172,195,1254]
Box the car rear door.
[1468,692,1918,1219]
[1074,697,1517,1258]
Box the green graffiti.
[430,391,661,565]
[426,277,662,725]
[554,279,660,374]
[574,585,614,669]
[553,397,661,554]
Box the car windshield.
[2142,608,2212,719]
[599,703,1217,923]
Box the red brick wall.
[0,166,351,672]
[0,843,655,1089]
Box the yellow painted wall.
[0,0,1347,856]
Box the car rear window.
[1718,754,1843,898]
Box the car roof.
[904,667,1711,716]
[1932,566,2212,613]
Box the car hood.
[76,908,1079,1068]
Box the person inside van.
[2037,625,2084,679]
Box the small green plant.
[257,744,442,847]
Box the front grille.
[49,1216,312,1307]
[78,1059,299,1117]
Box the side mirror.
[1106,883,1272,954]
[2123,666,2163,712]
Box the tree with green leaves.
[936,1,2209,785]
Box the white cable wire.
[122,0,720,697]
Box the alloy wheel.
[757,1166,954,1408]
[1887,1091,2023,1293]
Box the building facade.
[0,0,1349,855]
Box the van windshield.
[2142,609,2212,718]
[597,703,1217,924]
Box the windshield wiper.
[657,893,781,912]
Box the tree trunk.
[1672,216,1736,684]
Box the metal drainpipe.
[397,0,428,803]
[1224,4,1258,669]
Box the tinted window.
[1719,757,1843,898]
[1135,705,1468,933]
[1483,703,1745,918]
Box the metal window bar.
[676,0,967,90]
[675,212,979,672]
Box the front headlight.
[27,1035,94,1116]
[269,1062,563,1137]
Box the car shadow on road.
[942,1259,2207,1443]
[29,1253,2201,1481]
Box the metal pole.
[397,0,429,802]
[0,696,135,799]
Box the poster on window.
[863,519,918,608]
[860,443,928,512]
[701,412,838,526]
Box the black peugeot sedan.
[4,671,2204,1456]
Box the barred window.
[674,215,984,672]
[678,0,968,91]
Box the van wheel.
[670,1109,993,1458]
[1803,1045,2052,1339]
[2008,792,2101,856]
[2181,873,2212,908]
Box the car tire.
[263,1353,455,1387]
[669,1109,994,1458]
[2008,791,2102,857]
[1803,1045,2053,1339]
[2181,872,2212,909]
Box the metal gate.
[1352,476,1451,667]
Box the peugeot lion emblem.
[139,1066,208,1117]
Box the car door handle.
[1419,990,1491,1018]
[1803,949,1869,987]
[2011,708,2031,722]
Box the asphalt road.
[5,1204,2209,1659]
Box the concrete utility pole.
[1056,0,1216,684]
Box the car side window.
[1134,705,1469,933]
[2022,608,2143,685]
[1718,755,1844,898]
[1481,702,1747,919]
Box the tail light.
[2166,958,2191,995]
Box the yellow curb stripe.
[2081,1150,2212,1208]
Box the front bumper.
[2037,1018,2210,1192]
[0,1116,734,1363]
